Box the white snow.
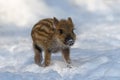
[0,0,120,80]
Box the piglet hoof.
[67,64,73,68]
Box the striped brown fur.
[31,17,76,67]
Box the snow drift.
[0,0,120,80]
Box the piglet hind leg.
[42,50,52,67]
[33,44,43,66]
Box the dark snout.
[65,36,75,46]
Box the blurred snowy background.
[0,0,120,80]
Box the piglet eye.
[59,29,63,34]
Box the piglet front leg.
[62,48,72,68]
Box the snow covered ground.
[0,0,120,80]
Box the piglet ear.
[53,17,59,26]
[68,17,73,24]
